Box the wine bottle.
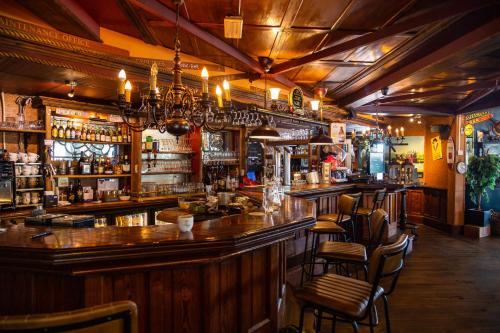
[51,119,58,138]
[122,154,130,173]
[81,125,87,141]
[58,121,65,139]
[70,121,76,139]
[75,122,81,140]
[65,121,71,139]
[75,180,84,203]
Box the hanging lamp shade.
[309,126,333,145]
[249,118,280,140]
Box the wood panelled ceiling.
[1,0,500,117]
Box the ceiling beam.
[456,88,496,112]
[130,0,264,74]
[456,90,500,114]
[18,0,101,41]
[116,0,161,45]
[372,81,499,104]
[270,0,497,74]
[356,105,455,116]
[338,9,500,108]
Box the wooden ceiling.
[1,0,500,117]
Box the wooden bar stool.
[357,188,387,243]
[295,234,409,333]
[300,194,360,285]
[316,209,390,280]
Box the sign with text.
[131,57,224,73]
[464,111,493,125]
[431,135,443,160]
[288,87,304,115]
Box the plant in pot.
[465,154,500,227]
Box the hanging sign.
[431,135,443,160]
[131,57,225,72]
[446,137,455,166]
[288,87,304,115]
[464,111,493,125]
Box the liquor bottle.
[89,127,96,141]
[67,182,76,203]
[91,153,99,175]
[75,123,81,140]
[70,121,76,139]
[75,180,84,203]
[127,128,131,143]
[111,129,117,143]
[79,152,91,174]
[122,154,130,173]
[97,156,105,174]
[51,119,58,138]
[104,157,113,174]
[105,128,111,142]
[65,121,71,139]
[58,120,65,139]
[81,125,87,141]
[145,135,153,152]
[117,128,123,143]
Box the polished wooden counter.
[0,194,315,333]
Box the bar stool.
[317,192,362,241]
[356,188,387,243]
[316,209,390,280]
[300,194,360,284]
[295,234,409,333]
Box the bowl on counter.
[119,195,131,201]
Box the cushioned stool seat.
[356,207,374,216]
[316,241,367,262]
[317,213,352,223]
[310,221,346,234]
[295,273,384,318]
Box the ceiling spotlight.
[381,86,389,96]
[65,80,77,98]
[409,118,414,123]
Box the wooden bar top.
[285,182,412,197]
[0,194,314,272]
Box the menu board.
[288,87,304,115]
[369,152,385,174]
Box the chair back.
[371,188,387,213]
[369,209,389,249]
[0,301,137,333]
[348,192,362,217]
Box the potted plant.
[465,154,500,227]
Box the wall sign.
[330,122,346,144]
[431,135,443,160]
[464,111,493,125]
[288,87,304,115]
[464,123,474,137]
[446,137,455,165]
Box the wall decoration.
[330,122,346,144]
[387,136,424,178]
[431,135,443,160]
[288,87,304,115]
[464,123,474,137]
[464,111,493,125]
[446,137,455,165]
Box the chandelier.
[116,0,233,138]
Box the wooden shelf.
[142,171,192,175]
[0,127,45,134]
[16,188,44,192]
[14,162,42,165]
[16,175,43,178]
[291,154,308,159]
[52,138,131,145]
[53,174,131,179]
[267,139,309,146]
[141,151,194,154]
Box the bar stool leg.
[331,315,337,333]
[298,306,305,333]
[368,306,375,333]
[352,321,360,333]
[301,229,310,286]
[315,310,322,333]
[383,295,392,333]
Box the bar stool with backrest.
[357,188,387,243]
[317,192,362,242]
[301,193,361,284]
[316,208,390,280]
[0,301,138,333]
[295,234,409,333]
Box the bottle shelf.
[0,127,45,134]
[53,174,131,179]
[15,175,43,178]
[16,188,44,192]
[141,151,194,154]
[16,204,39,208]
[14,163,43,165]
[52,138,131,145]
[142,171,192,175]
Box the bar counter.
[0,194,315,333]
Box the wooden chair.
[0,301,137,333]
[356,188,387,242]
[316,208,390,280]
[295,234,409,333]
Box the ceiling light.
[409,118,414,122]
[269,87,281,100]
[65,80,77,98]
[224,16,243,39]
[249,118,280,140]
[309,127,333,146]
[310,100,320,111]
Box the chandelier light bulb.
[201,67,209,94]
[201,67,209,79]
[215,85,223,107]
[222,80,231,101]
[410,118,414,122]
[118,69,126,80]
[124,80,132,103]
[118,69,127,95]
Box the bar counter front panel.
[0,194,314,333]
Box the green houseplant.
[465,154,500,226]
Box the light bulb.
[269,88,281,100]
[216,85,222,96]
[118,69,126,80]
[310,100,320,111]
[201,67,209,79]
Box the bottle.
[67,182,76,203]
[81,125,87,141]
[89,126,96,141]
[75,123,81,140]
[104,157,113,174]
[58,120,65,139]
[145,135,153,151]
[75,180,84,203]
[127,128,131,143]
[117,128,123,143]
[79,152,91,174]
[111,129,117,143]
[97,156,105,174]
[122,154,130,173]
[105,128,111,142]
[70,121,76,139]
[65,121,71,139]
[51,120,58,138]
[91,153,99,175]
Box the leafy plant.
[466,154,500,210]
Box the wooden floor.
[284,226,500,333]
